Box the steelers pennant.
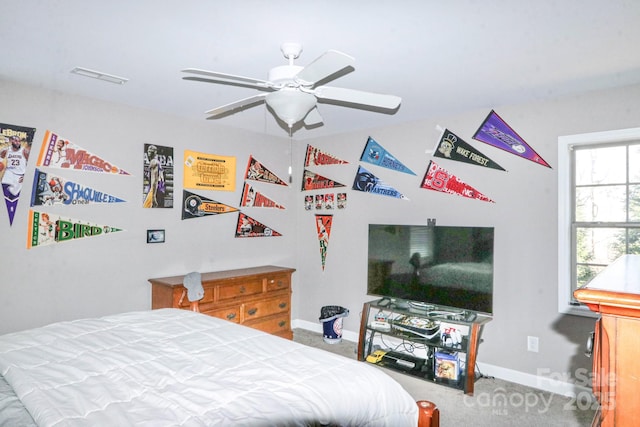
[182,190,238,219]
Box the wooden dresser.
[573,255,640,427]
[149,265,295,339]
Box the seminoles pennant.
[360,136,416,175]
[240,182,285,209]
[182,190,238,219]
[31,169,126,207]
[301,169,346,191]
[473,110,551,168]
[245,155,288,186]
[37,130,130,175]
[352,165,408,200]
[315,214,333,270]
[433,128,506,171]
[27,209,123,249]
[235,212,282,238]
[1,122,36,225]
[421,160,494,203]
[304,144,349,166]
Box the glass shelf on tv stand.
[357,298,492,395]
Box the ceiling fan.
[182,42,401,131]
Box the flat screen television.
[367,224,494,314]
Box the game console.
[370,321,391,332]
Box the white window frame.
[558,127,640,317]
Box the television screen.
[367,224,494,314]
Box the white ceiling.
[3,1,640,139]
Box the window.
[558,127,640,316]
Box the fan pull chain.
[288,130,293,184]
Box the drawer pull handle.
[278,321,286,327]
[279,302,287,309]
[226,313,236,320]
[248,308,258,316]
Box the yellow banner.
[184,150,236,191]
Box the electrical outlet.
[527,336,539,353]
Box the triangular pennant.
[301,169,346,191]
[37,130,131,175]
[433,128,506,171]
[304,144,349,166]
[239,182,285,209]
[352,165,409,200]
[315,214,333,270]
[235,212,282,237]
[1,122,36,225]
[359,136,416,175]
[473,110,551,168]
[31,168,126,207]
[420,160,494,203]
[245,155,288,185]
[182,190,239,219]
[27,209,123,249]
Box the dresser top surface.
[149,265,295,287]
[581,255,640,294]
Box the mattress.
[0,309,418,426]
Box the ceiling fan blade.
[314,86,401,110]
[303,107,323,126]
[205,94,267,119]
[183,68,273,90]
[295,50,355,86]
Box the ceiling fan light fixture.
[266,90,316,128]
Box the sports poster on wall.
[420,160,494,203]
[143,144,173,208]
[239,182,285,209]
[36,130,130,175]
[304,192,347,211]
[245,155,288,186]
[27,209,123,249]
[473,110,551,168]
[31,169,126,207]
[304,144,349,166]
[433,128,505,171]
[301,169,346,191]
[182,190,238,220]
[235,212,282,238]
[352,165,408,200]
[360,136,416,175]
[184,150,236,191]
[315,214,333,270]
[0,122,36,226]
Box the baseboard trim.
[292,319,593,400]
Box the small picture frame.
[147,229,165,243]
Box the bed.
[0,308,438,426]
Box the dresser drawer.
[204,305,241,323]
[245,313,290,336]
[243,295,290,321]
[265,274,291,292]
[217,279,263,301]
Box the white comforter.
[0,309,418,426]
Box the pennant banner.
[433,128,505,171]
[315,214,333,270]
[235,212,282,238]
[31,168,125,207]
[473,110,551,168]
[27,209,123,249]
[245,156,288,186]
[37,130,130,175]
[1,122,36,225]
[240,182,285,209]
[420,160,494,203]
[184,150,236,191]
[182,190,238,219]
[301,169,346,191]
[359,136,416,175]
[304,144,349,166]
[352,165,408,200]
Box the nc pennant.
[433,129,505,171]
[31,169,126,206]
[1,122,36,226]
[235,212,282,238]
[27,210,123,249]
[360,136,415,175]
[37,130,130,175]
[240,182,285,209]
[420,160,494,203]
[304,144,349,166]
[245,155,288,186]
[352,166,408,200]
[315,214,333,270]
[182,190,238,219]
[302,169,346,191]
[473,110,551,168]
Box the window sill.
[559,302,599,318]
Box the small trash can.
[319,305,349,344]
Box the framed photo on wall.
[147,229,165,244]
